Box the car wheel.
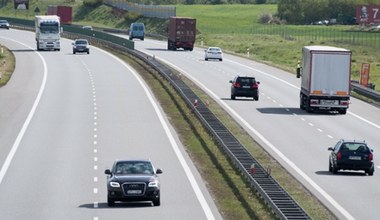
[73,51,76,54]
[107,197,115,207]
[87,51,90,54]
[338,109,347,114]
[332,163,338,174]
[205,58,208,61]
[254,96,259,101]
[152,196,160,206]
[328,160,332,172]
[219,59,223,61]
[231,95,236,100]
[368,166,374,176]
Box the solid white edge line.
[97,49,216,220]
[147,54,355,220]
[0,38,47,185]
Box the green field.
[176,4,380,91]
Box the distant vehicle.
[299,46,351,114]
[82,26,93,31]
[72,39,89,54]
[328,139,374,176]
[205,47,223,61]
[105,159,162,206]
[0,20,10,29]
[167,17,196,51]
[35,15,61,51]
[229,76,260,101]
[47,5,72,25]
[129,22,145,40]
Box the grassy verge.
[0,44,15,87]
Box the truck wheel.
[300,94,305,110]
[338,109,347,114]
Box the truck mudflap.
[300,93,349,114]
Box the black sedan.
[105,159,162,206]
[328,139,374,176]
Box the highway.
[0,29,222,220]
[132,38,380,220]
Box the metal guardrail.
[351,82,380,102]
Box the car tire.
[205,58,208,61]
[254,96,259,101]
[332,163,338,174]
[152,196,160,206]
[329,160,332,172]
[219,59,223,61]
[73,51,76,54]
[87,51,90,54]
[107,197,115,207]
[338,109,347,114]
[368,166,374,176]
[231,95,236,100]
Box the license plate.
[127,190,142,194]
[242,86,250,88]
[320,100,338,105]
[349,156,361,160]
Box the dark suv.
[105,159,162,206]
[328,140,374,176]
[72,39,90,54]
[229,76,260,100]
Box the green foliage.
[277,0,356,24]
[83,0,103,7]
[124,11,143,23]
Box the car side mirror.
[229,80,233,83]
[328,147,334,151]
[105,169,112,175]
[156,168,163,174]
[257,81,260,84]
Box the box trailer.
[299,46,352,114]
[167,17,196,51]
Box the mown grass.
[0,45,15,87]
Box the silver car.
[205,47,223,61]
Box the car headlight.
[148,180,159,188]
[109,182,120,187]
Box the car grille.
[122,182,146,196]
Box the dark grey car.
[105,159,162,206]
[72,39,90,54]
[229,76,260,100]
[328,139,374,176]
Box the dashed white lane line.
[94,217,99,220]
[308,122,314,127]
[94,149,97,153]
[94,177,98,182]
[94,165,98,170]
[327,135,334,139]
[94,157,98,162]
[317,128,323,133]
[93,188,98,194]
[377,166,380,169]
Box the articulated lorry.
[167,17,196,51]
[35,15,61,51]
[299,46,352,114]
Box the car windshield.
[209,47,220,52]
[114,161,154,175]
[237,77,256,84]
[341,143,369,153]
[0,20,7,23]
[75,40,88,45]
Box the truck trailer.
[167,17,196,51]
[35,15,61,51]
[47,5,72,25]
[299,46,352,114]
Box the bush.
[83,0,104,7]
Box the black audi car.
[105,159,162,206]
[328,139,374,176]
[229,76,260,101]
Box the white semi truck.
[299,46,352,114]
[35,15,61,51]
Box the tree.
[277,0,303,24]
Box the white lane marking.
[94,134,97,138]
[308,123,314,127]
[94,217,99,220]
[94,177,98,182]
[94,149,97,153]
[348,111,380,129]
[93,188,98,194]
[151,55,355,220]
[94,165,98,170]
[94,128,97,132]
[327,135,334,139]
[0,39,47,185]
[317,128,323,133]
[377,166,380,169]
[93,141,97,145]
[301,117,305,121]
[94,157,98,162]
[93,202,98,208]
[100,49,216,220]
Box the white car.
[205,47,223,61]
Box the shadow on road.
[315,170,367,176]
